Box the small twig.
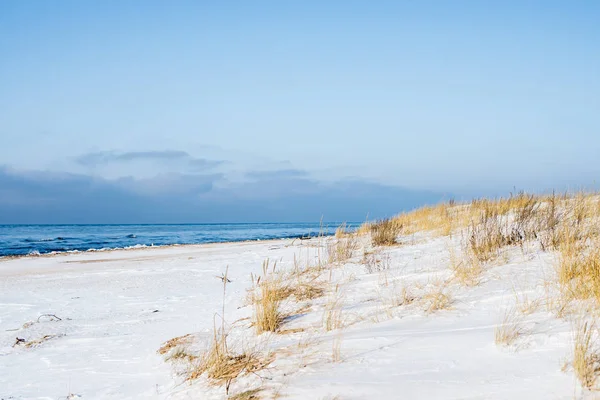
[37,314,62,322]
[215,273,232,283]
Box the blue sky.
[1,1,599,223]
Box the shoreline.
[0,233,328,262]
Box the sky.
[1,1,599,223]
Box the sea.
[0,223,356,257]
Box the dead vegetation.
[572,320,600,390]
[449,246,482,287]
[361,192,599,258]
[323,284,345,331]
[183,267,273,395]
[422,278,453,313]
[557,235,600,305]
[251,260,285,334]
[248,257,326,334]
[158,334,194,356]
[332,333,342,363]
[513,290,541,315]
[228,388,263,400]
[369,218,402,246]
[378,279,417,311]
[13,334,62,348]
[362,250,391,274]
[334,222,351,238]
[189,331,271,391]
[327,235,359,264]
[494,307,524,347]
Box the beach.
[0,228,581,399]
[0,240,301,399]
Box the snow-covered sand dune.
[0,233,582,399]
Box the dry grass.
[189,328,271,392]
[557,235,600,304]
[327,235,359,264]
[332,333,342,363]
[495,307,524,346]
[292,283,325,301]
[159,335,198,363]
[228,388,263,400]
[14,334,60,348]
[186,268,272,395]
[361,193,600,267]
[286,253,328,301]
[323,284,344,331]
[572,320,600,390]
[466,211,527,263]
[249,258,325,334]
[450,246,483,287]
[290,250,327,279]
[363,251,392,274]
[366,192,600,257]
[165,346,198,363]
[335,222,351,238]
[422,278,453,313]
[513,290,541,315]
[380,280,418,312]
[370,218,402,246]
[472,191,539,219]
[251,260,285,334]
[393,202,460,236]
[158,334,193,355]
[543,277,573,319]
[356,222,372,236]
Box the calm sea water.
[0,223,355,257]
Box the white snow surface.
[0,234,585,399]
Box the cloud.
[0,165,446,224]
[75,150,224,171]
[245,168,309,180]
[114,173,224,196]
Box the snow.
[0,233,585,399]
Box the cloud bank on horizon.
[0,159,444,224]
[1,1,599,223]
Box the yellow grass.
[189,327,271,392]
[158,334,193,355]
[557,235,600,305]
[392,203,459,236]
[422,278,453,313]
[356,222,372,236]
[327,235,359,264]
[450,246,483,287]
[572,320,600,390]
[383,280,417,309]
[495,307,524,346]
[335,222,351,238]
[251,260,285,334]
[323,284,344,331]
[370,218,402,246]
[292,283,325,301]
[228,389,263,400]
[187,267,272,394]
[513,291,541,315]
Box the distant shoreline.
[0,233,329,261]
[0,222,359,259]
